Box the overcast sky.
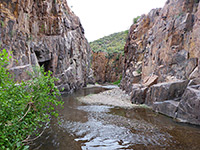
[67,0,167,42]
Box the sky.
[67,0,167,42]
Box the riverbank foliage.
[89,30,128,54]
[0,49,63,150]
[112,76,122,86]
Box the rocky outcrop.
[121,0,200,125]
[0,0,94,92]
[177,86,200,125]
[92,52,123,83]
[146,80,188,105]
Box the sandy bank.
[78,88,148,108]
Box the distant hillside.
[89,30,128,54]
[90,30,128,83]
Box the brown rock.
[121,0,200,125]
[143,75,158,87]
[122,0,200,87]
[92,52,123,83]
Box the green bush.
[0,49,63,149]
[113,75,122,86]
[133,16,141,24]
[113,79,121,86]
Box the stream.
[30,87,200,150]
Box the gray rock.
[153,100,179,118]
[9,65,33,82]
[171,50,188,65]
[145,80,188,105]
[131,84,148,104]
[176,87,200,125]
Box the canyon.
[1,0,200,126]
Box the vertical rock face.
[92,52,123,83]
[121,0,200,89]
[122,0,200,125]
[0,0,94,92]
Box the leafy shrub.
[112,75,122,86]
[0,49,63,149]
[113,79,121,86]
[133,16,141,24]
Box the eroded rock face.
[121,0,200,90]
[0,0,94,92]
[92,52,123,83]
[122,0,200,125]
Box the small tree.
[0,49,63,149]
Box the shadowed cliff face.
[92,52,123,83]
[0,0,94,92]
[121,0,200,125]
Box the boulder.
[145,80,188,105]
[130,84,148,104]
[153,100,179,118]
[176,87,200,125]
[143,74,158,87]
[9,65,33,82]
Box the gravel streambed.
[78,88,147,108]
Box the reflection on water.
[30,87,200,150]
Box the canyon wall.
[92,52,123,83]
[121,0,200,125]
[0,0,94,92]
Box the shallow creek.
[30,87,200,150]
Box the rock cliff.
[121,0,200,125]
[90,31,127,83]
[92,52,123,83]
[0,0,94,92]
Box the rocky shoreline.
[78,83,200,126]
[120,0,200,126]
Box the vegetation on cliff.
[90,15,140,54]
[0,50,63,149]
[133,16,141,24]
[89,30,128,54]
